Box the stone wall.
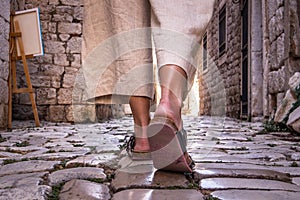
[0,0,10,129]
[10,0,85,122]
[199,0,242,118]
[200,0,299,120]
[266,0,300,116]
[8,0,122,123]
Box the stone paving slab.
[200,178,300,192]
[95,145,120,152]
[0,160,60,176]
[271,160,300,167]
[232,152,286,162]
[25,149,90,161]
[197,162,300,177]
[5,146,47,154]
[44,141,74,148]
[268,166,300,176]
[212,135,250,141]
[23,131,70,139]
[19,148,49,158]
[112,189,204,200]
[66,153,119,168]
[219,141,269,151]
[117,155,153,169]
[193,155,270,165]
[0,151,23,158]
[0,185,51,200]
[59,179,111,200]
[291,153,300,161]
[48,167,106,186]
[111,164,190,192]
[292,177,300,186]
[1,116,300,199]
[0,147,7,151]
[211,190,300,200]
[195,168,291,182]
[0,172,48,189]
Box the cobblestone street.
[0,115,300,200]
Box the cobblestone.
[0,115,300,199]
[59,179,111,200]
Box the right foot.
[154,100,183,130]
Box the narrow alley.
[0,115,299,199]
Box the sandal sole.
[147,119,193,173]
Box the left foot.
[133,137,150,152]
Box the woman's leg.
[155,64,187,130]
[149,64,194,171]
[129,96,151,152]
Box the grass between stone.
[204,196,219,200]
[0,134,6,143]
[290,161,299,167]
[2,158,29,165]
[48,183,64,200]
[15,140,31,147]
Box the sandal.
[124,135,152,161]
[147,117,195,173]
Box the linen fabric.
[82,0,215,104]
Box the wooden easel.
[8,15,40,128]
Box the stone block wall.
[10,0,84,122]
[8,0,122,123]
[199,0,242,118]
[0,0,10,129]
[266,0,300,115]
[200,0,299,120]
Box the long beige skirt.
[82,0,215,104]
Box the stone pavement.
[0,115,300,200]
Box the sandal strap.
[188,154,195,170]
[124,135,135,154]
[176,129,187,153]
[177,129,195,170]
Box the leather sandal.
[147,117,195,173]
[124,135,152,161]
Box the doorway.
[241,0,249,118]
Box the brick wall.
[0,0,10,129]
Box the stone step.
[112,189,204,200]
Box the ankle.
[155,100,183,130]
[134,125,149,139]
[160,88,183,108]
[134,137,150,152]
